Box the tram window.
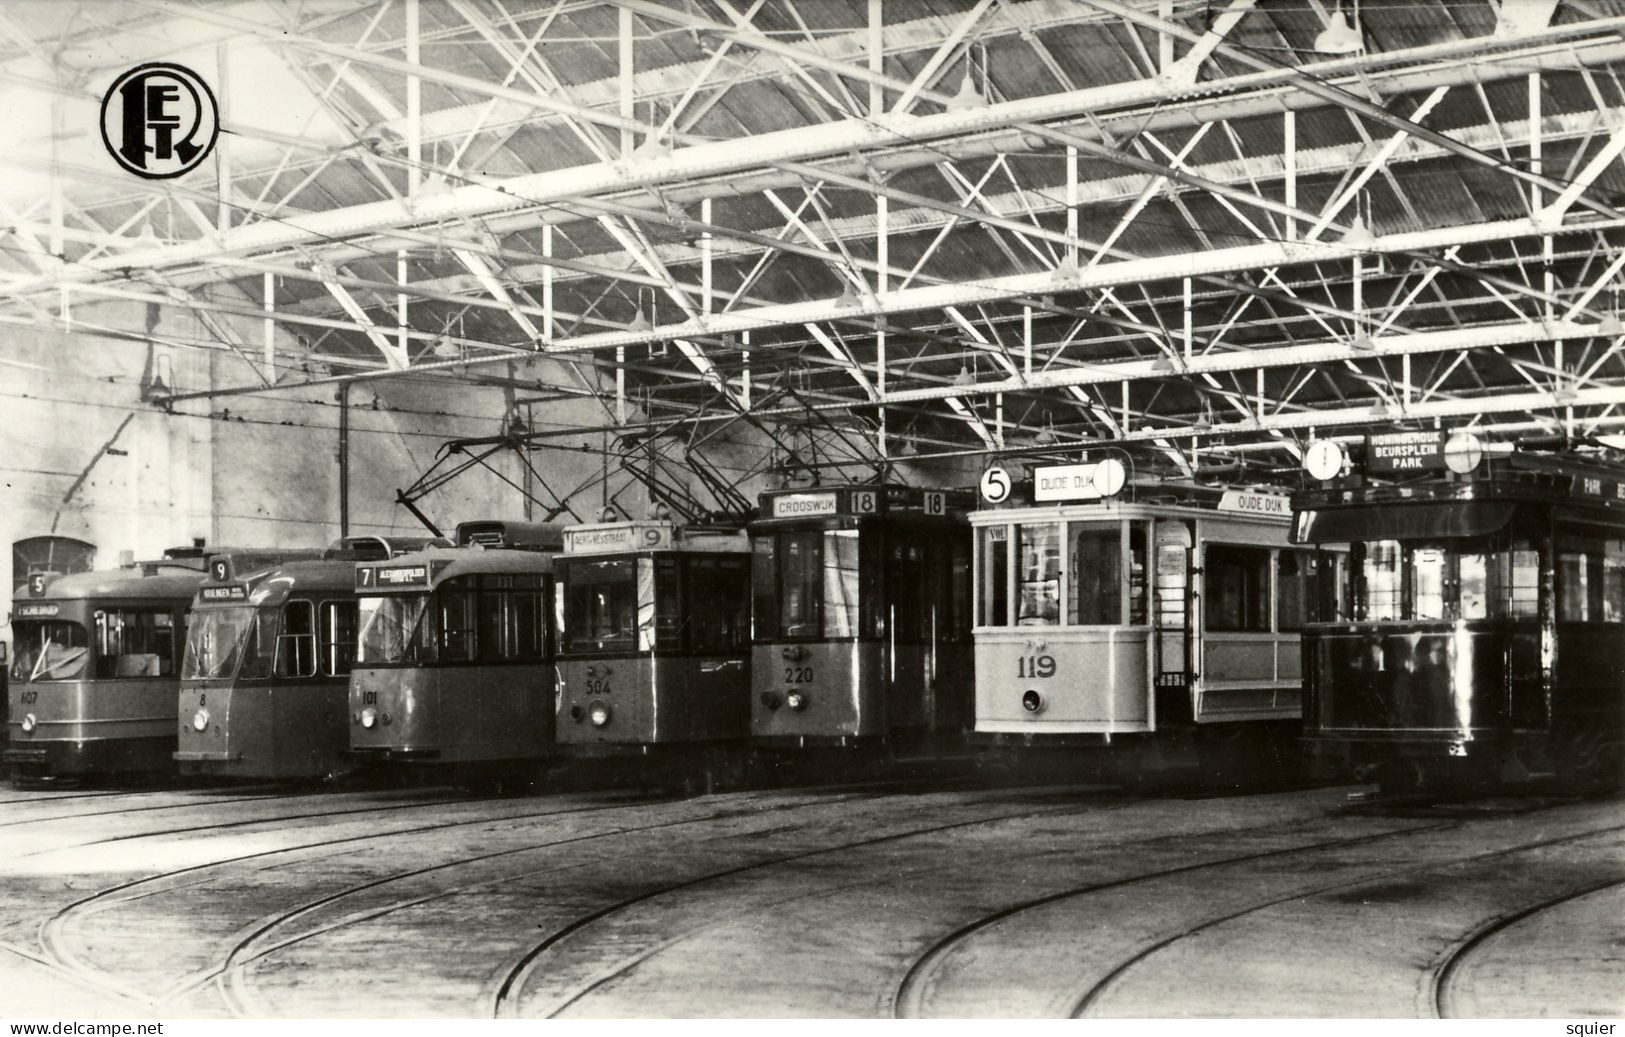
[654,558,681,650]
[1503,547,1541,618]
[780,531,822,639]
[1206,545,1271,633]
[562,559,638,653]
[886,542,926,642]
[1155,545,1187,631]
[11,620,88,682]
[438,579,479,663]
[1409,547,1449,621]
[1360,541,1404,621]
[94,608,180,679]
[1017,523,1061,626]
[689,558,748,654]
[1277,550,1322,631]
[1607,540,1625,622]
[320,602,359,675]
[1459,553,1490,620]
[276,600,317,678]
[512,586,546,660]
[822,530,862,639]
[1127,525,1147,625]
[751,537,777,640]
[1556,526,1613,623]
[1069,524,1120,626]
[949,540,972,641]
[978,525,1009,627]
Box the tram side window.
[11,621,88,682]
[563,560,638,653]
[1557,526,1622,623]
[1277,550,1320,631]
[94,608,181,679]
[437,578,479,662]
[1017,523,1061,626]
[654,558,682,650]
[320,601,359,676]
[1205,545,1271,633]
[275,600,317,678]
[1127,524,1147,625]
[1608,540,1625,622]
[886,542,926,642]
[1502,544,1541,618]
[1409,547,1449,621]
[473,579,547,661]
[823,530,862,639]
[751,537,777,641]
[1360,541,1403,621]
[978,526,1009,627]
[688,558,749,654]
[780,532,822,639]
[949,540,972,641]
[1069,524,1120,626]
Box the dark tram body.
[555,519,751,749]
[749,485,973,745]
[174,537,441,780]
[348,521,560,770]
[1295,449,1625,792]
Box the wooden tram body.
[347,521,561,768]
[174,537,439,780]
[971,478,1318,750]
[748,485,974,745]
[1294,450,1625,791]
[555,519,751,748]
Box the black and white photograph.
[0,0,1622,1021]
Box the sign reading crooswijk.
[771,492,839,518]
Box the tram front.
[748,485,972,746]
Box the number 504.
[1017,655,1056,679]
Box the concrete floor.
[0,778,1620,1018]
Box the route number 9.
[1017,655,1056,679]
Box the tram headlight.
[361,707,378,729]
[1021,690,1044,714]
[785,691,808,712]
[20,713,36,734]
[192,708,210,732]
[588,700,612,727]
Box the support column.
[619,7,635,158]
[263,271,276,375]
[337,383,351,536]
[406,0,421,196]
[868,0,884,116]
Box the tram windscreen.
[10,621,89,682]
[182,606,278,680]
[93,608,182,678]
[560,559,638,653]
[1340,536,1541,622]
[752,529,877,640]
[357,594,432,664]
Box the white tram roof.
[561,520,748,556]
[971,487,1294,527]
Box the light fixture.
[1032,418,1057,446]
[834,282,861,310]
[1313,1,1364,55]
[1597,312,1625,337]
[133,222,163,249]
[625,306,653,335]
[1151,354,1183,374]
[1350,331,1377,351]
[1340,214,1376,249]
[953,361,976,386]
[943,54,986,112]
[1553,385,1579,404]
[432,334,461,359]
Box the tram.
[5,547,291,784]
[348,520,561,776]
[1293,436,1625,793]
[971,460,1320,775]
[749,484,974,746]
[174,537,442,781]
[555,514,751,761]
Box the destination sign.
[1366,429,1446,472]
[16,603,60,618]
[1571,474,1625,501]
[1217,490,1291,517]
[771,492,839,518]
[357,564,430,591]
[564,523,671,554]
[1032,459,1127,502]
[200,585,248,602]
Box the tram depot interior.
[3,0,1625,1022]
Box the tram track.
[29,790,664,1008]
[0,789,315,828]
[1067,823,1625,1018]
[1428,874,1625,1019]
[491,788,1135,1019]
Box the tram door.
[1153,519,1196,727]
